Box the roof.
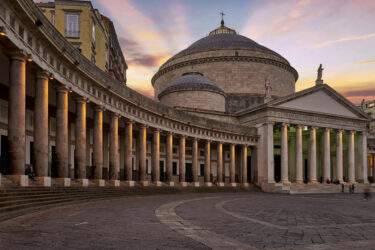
[36,2,55,8]
[158,72,225,99]
[236,84,372,121]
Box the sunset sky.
[37,0,375,104]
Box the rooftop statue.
[264,77,272,102]
[316,64,324,85]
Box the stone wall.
[160,90,226,112]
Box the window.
[10,15,15,29]
[51,11,55,26]
[65,13,79,38]
[91,21,95,43]
[27,34,32,46]
[18,26,24,39]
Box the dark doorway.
[274,155,281,182]
[159,161,165,181]
[200,164,204,177]
[51,146,57,178]
[185,163,192,182]
[247,156,251,183]
[0,135,8,174]
[304,158,308,183]
[30,141,34,165]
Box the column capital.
[94,105,104,112]
[9,49,28,61]
[153,128,160,133]
[74,96,87,103]
[139,124,148,129]
[281,123,289,127]
[296,124,304,129]
[324,127,331,132]
[110,112,120,118]
[179,134,186,139]
[125,119,135,125]
[56,86,69,93]
[35,70,50,80]
[309,126,318,130]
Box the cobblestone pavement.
[1,193,375,249]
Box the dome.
[162,23,289,67]
[158,72,225,99]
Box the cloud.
[352,60,375,65]
[315,33,375,48]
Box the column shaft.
[242,145,248,184]
[309,127,317,183]
[281,124,289,183]
[192,138,198,183]
[93,108,103,180]
[295,125,303,183]
[204,141,211,183]
[151,130,160,183]
[217,142,223,183]
[56,88,69,178]
[179,136,186,183]
[34,72,49,177]
[75,99,86,179]
[166,133,173,183]
[124,122,133,181]
[109,115,119,181]
[323,128,331,183]
[348,131,355,183]
[362,132,368,183]
[230,144,235,183]
[139,126,147,182]
[8,53,26,176]
[336,130,343,183]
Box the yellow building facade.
[38,1,108,73]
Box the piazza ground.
[0,191,375,249]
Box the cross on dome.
[220,11,225,25]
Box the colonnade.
[278,123,368,184]
[5,50,251,187]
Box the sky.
[36,0,375,104]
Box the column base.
[192,182,200,187]
[179,182,187,187]
[93,179,105,187]
[6,175,28,187]
[109,180,120,187]
[139,181,149,187]
[294,180,304,184]
[282,180,291,185]
[35,176,51,187]
[229,182,237,187]
[308,180,319,184]
[166,181,175,187]
[204,182,213,187]
[347,180,357,184]
[241,183,250,188]
[123,180,135,187]
[217,182,225,187]
[56,178,71,187]
[153,181,163,187]
[76,178,89,187]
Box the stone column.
[7,50,28,186]
[348,131,356,183]
[242,145,248,186]
[55,87,70,186]
[336,130,344,183]
[295,125,303,184]
[151,129,161,186]
[93,107,104,186]
[230,144,236,186]
[109,114,120,186]
[166,132,174,186]
[217,142,224,186]
[308,127,317,184]
[139,125,148,186]
[372,153,375,183]
[74,97,88,186]
[323,128,331,183]
[192,138,199,186]
[204,140,212,186]
[179,135,186,186]
[281,123,289,184]
[33,71,50,186]
[362,132,368,184]
[124,121,134,186]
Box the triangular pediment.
[272,85,368,119]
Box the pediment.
[276,89,361,119]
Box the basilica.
[0,0,373,193]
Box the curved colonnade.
[0,0,257,187]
